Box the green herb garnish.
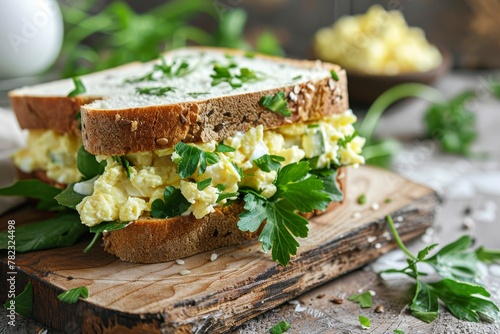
[210,64,262,88]
[0,213,87,253]
[292,75,302,81]
[0,180,62,211]
[237,161,331,266]
[68,77,86,97]
[424,91,477,156]
[84,221,129,253]
[136,86,176,96]
[3,282,32,318]
[269,320,291,334]
[259,91,291,117]
[330,69,339,81]
[150,186,191,219]
[381,215,500,323]
[57,286,88,304]
[77,146,106,180]
[188,92,209,98]
[112,156,131,178]
[309,168,343,202]
[357,194,366,205]
[358,315,370,329]
[197,178,212,191]
[385,198,392,203]
[55,184,86,210]
[215,143,236,153]
[253,154,285,172]
[126,58,195,83]
[337,130,359,149]
[394,330,405,334]
[348,291,372,308]
[217,192,239,203]
[174,142,220,178]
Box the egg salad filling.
[75,109,365,227]
[13,129,82,184]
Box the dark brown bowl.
[345,48,452,104]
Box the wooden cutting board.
[0,166,438,334]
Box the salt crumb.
[358,288,363,293]
[371,202,380,211]
[396,216,404,222]
[176,259,185,265]
[368,290,376,296]
[295,303,307,312]
[352,212,362,219]
[367,236,376,243]
[490,265,500,277]
[382,231,391,240]
[375,243,382,249]
[462,216,475,230]
[425,227,434,235]
[421,234,432,243]
[210,253,218,262]
[180,270,191,275]
[288,300,300,305]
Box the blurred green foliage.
[58,0,283,77]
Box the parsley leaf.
[259,91,291,117]
[68,77,86,97]
[475,246,500,264]
[394,330,405,334]
[253,154,285,172]
[3,282,32,317]
[125,58,195,83]
[0,213,87,253]
[382,215,500,324]
[215,143,236,153]
[238,162,329,266]
[150,186,191,219]
[57,286,88,304]
[348,291,373,308]
[358,315,370,329]
[338,130,359,149]
[174,142,220,178]
[272,161,330,213]
[136,86,176,96]
[269,320,291,334]
[0,179,62,210]
[309,168,343,202]
[424,91,477,156]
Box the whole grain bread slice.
[9,47,348,155]
[103,167,347,263]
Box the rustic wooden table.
[1,71,499,333]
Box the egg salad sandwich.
[5,47,364,266]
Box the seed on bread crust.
[156,138,169,146]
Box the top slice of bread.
[9,47,348,155]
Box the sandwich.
[6,47,365,266]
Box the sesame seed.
[180,270,191,275]
[371,202,380,211]
[288,300,300,305]
[367,236,376,243]
[293,85,300,94]
[375,243,382,249]
[156,138,169,146]
[176,259,185,265]
[289,91,298,102]
[210,253,218,262]
[306,83,316,91]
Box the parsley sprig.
[237,161,331,266]
[174,142,220,178]
[126,58,195,83]
[382,215,500,323]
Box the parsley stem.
[83,232,102,253]
[359,83,445,140]
[386,215,417,261]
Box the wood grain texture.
[0,166,438,333]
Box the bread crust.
[103,167,347,263]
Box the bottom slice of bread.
[103,167,347,263]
